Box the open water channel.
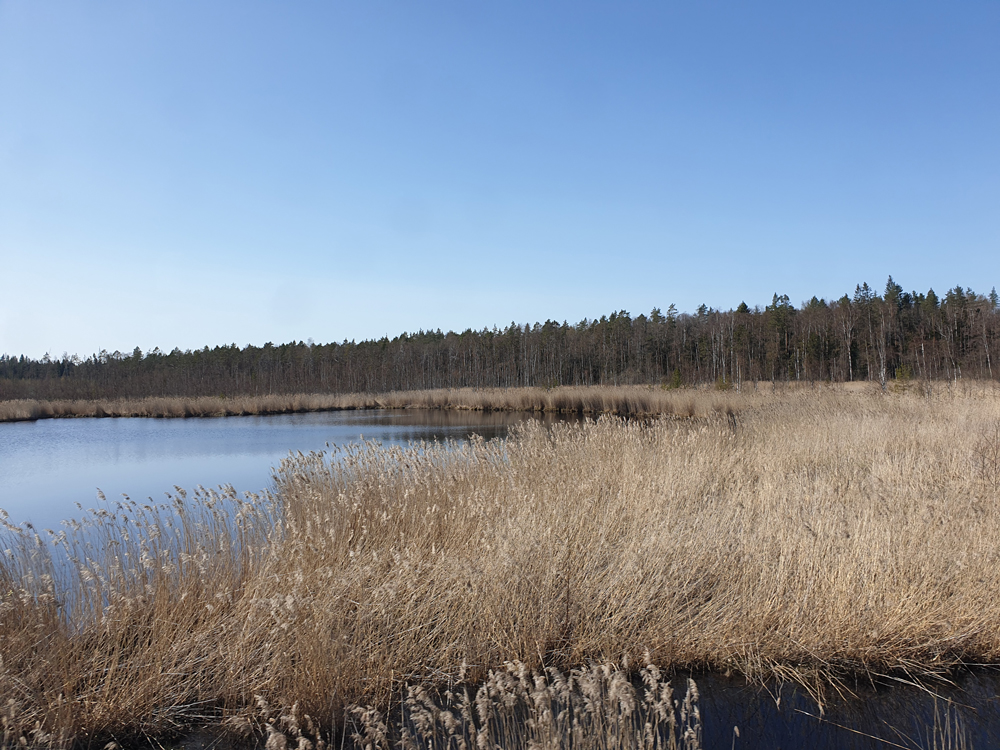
[2,410,1000,749]
[0,409,562,530]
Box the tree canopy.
[2,278,998,400]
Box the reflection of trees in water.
[368,409,581,429]
[341,412,584,447]
[694,670,1000,749]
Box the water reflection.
[0,409,576,530]
[696,669,1000,748]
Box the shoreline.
[0,380,937,423]
[82,663,1000,749]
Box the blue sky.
[1,1,998,358]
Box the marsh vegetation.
[1,384,756,423]
[2,384,1000,747]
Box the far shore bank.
[0,379,969,424]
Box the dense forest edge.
[3,278,998,402]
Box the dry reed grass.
[0,393,376,422]
[0,381,880,422]
[250,662,704,750]
[3,384,1000,746]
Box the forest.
[2,278,998,401]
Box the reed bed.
[0,382,878,422]
[2,385,1000,747]
[0,393,376,422]
[365,384,751,416]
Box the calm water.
[694,670,1000,749]
[0,409,568,530]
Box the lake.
[0,409,569,530]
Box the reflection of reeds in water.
[927,701,971,750]
[3,386,1000,746]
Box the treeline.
[2,277,998,400]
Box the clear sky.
[1,1,998,359]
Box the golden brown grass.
[0,382,859,422]
[281,662,705,750]
[2,384,1000,746]
[0,393,376,422]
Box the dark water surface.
[0,409,570,530]
[694,670,1000,748]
